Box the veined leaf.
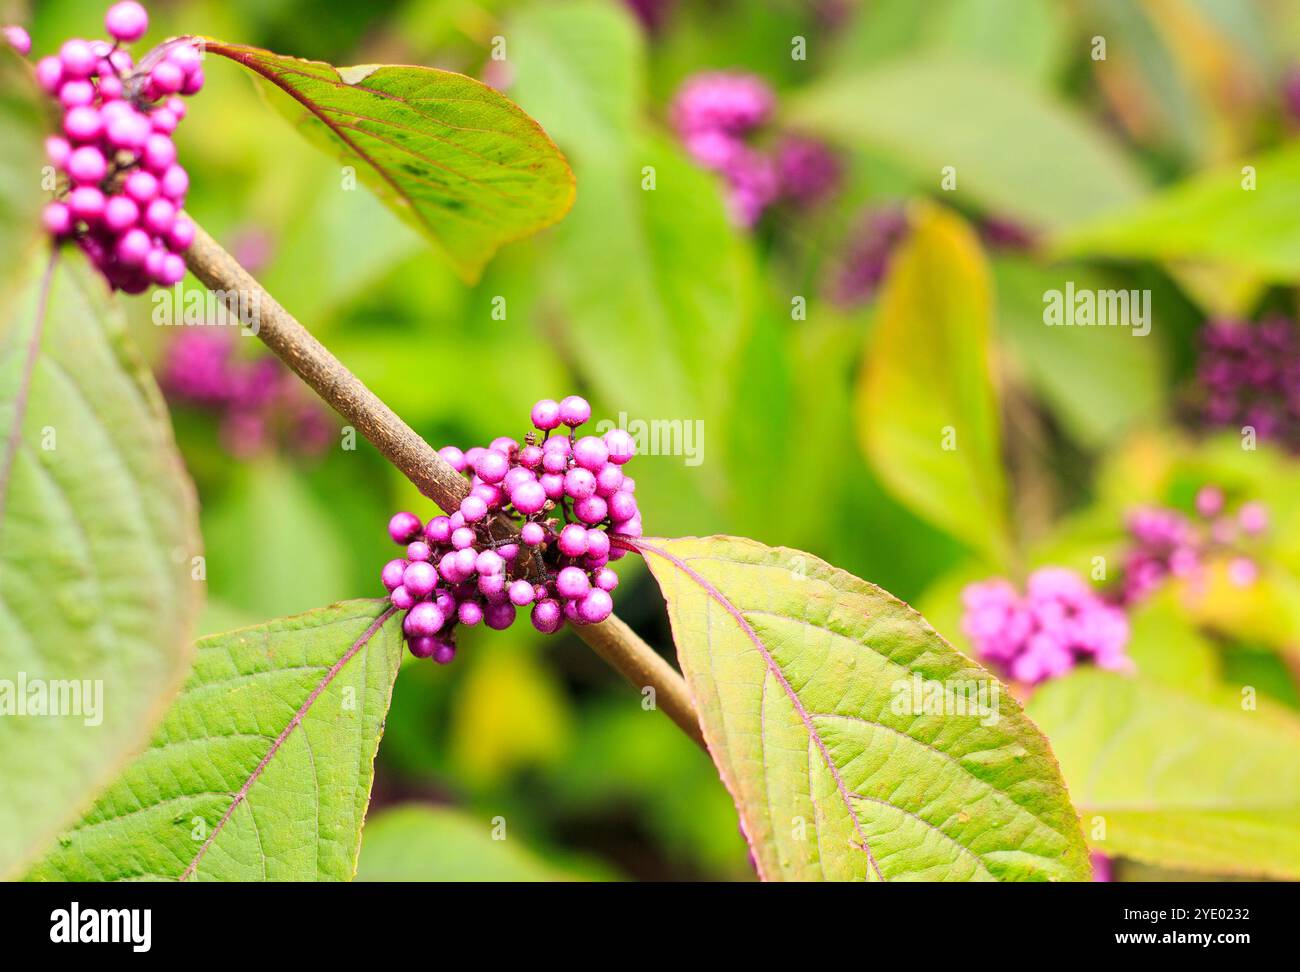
[0,250,201,878]
[786,54,1145,232]
[637,535,1091,882]
[1054,142,1300,281]
[1028,670,1300,879]
[26,600,403,881]
[204,40,575,283]
[855,202,1012,566]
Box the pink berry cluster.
[1120,487,1267,605]
[28,2,203,292]
[381,396,640,663]
[961,568,1131,685]
[670,71,840,226]
[159,330,333,458]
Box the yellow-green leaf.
[855,202,1012,566]
[638,535,1090,882]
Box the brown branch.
[183,221,705,749]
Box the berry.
[388,511,423,544]
[105,2,148,42]
[378,396,643,659]
[531,398,561,430]
[559,395,591,427]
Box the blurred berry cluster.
[16,2,202,291]
[671,71,839,226]
[962,568,1131,685]
[1120,487,1268,605]
[1195,317,1300,453]
[159,330,333,458]
[381,396,640,663]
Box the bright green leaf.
[26,600,403,881]
[1028,670,1300,879]
[0,251,201,879]
[787,54,1145,232]
[855,202,1012,566]
[638,535,1091,882]
[204,40,576,283]
[1054,142,1300,281]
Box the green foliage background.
[8,0,1300,880]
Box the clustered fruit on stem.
[23,2,202,291]
[381,396,641,663]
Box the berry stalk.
[181,221,706,749]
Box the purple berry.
[594,567,619,592]
[103,195,140,232]
[408,636,438,659]
[531,398,562,430]
[475,549,505,576]
[438,445,467,472]
[521,521,546,545]
[425,516,452,544]
[105,1,149,42]
[577,589,613,624]
[144,197,176,235]
[63,106,103,141]
[4,25,31,56]
[564,467,597,500]
[508,579,535,606]
[114,228,151,267]
[391,586,416,611]
[559,395,591,427]
[143,132,177,172]
[150,60,184,95]
[460,494,488,523]
[586,530,611,559]
[168,216,196,251]
[511,479,547,515]
[540,473,565,500]
[432,640,456,664]
[406,540,432,562]
[556,566,590,599]
[381,558,407,591]
[475,449,509,484]
[573,495,608,525]
[59,80,95,108]
[558,524,589,558]
[609,490,638,523]
[484,602,516,630]
[572,435,608,471]
[68,186,105,222]
[458,600,483,626]
[59,40,97,79]
[124,169,159,204]
[519,444,544,469]
[388,511,423,544]
[531,598,563,634]
[604,429,636,464]
[405,601,445,637]
[42,202,73,236]
[37,56,63,94]
[156,253,186,286]
[595,463,624,496]
[451,526,475,550]
[402,561,438,597]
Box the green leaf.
[356,805,587,881]
[786,54,1145,232]
[1054,142,1300,281]
[637,535,1091,882]
[0,251,201,879]
[25,600,403,881]
[1027,670,1300,879]
[993,256,1164,449]
[204,40,576,283]
[506,2,755,536]
[0,48,47,288]
[855,202,1012,565]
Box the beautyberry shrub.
[381,397,639,662]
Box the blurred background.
[14,0,1300,880]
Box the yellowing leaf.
[639,535,1090,882]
